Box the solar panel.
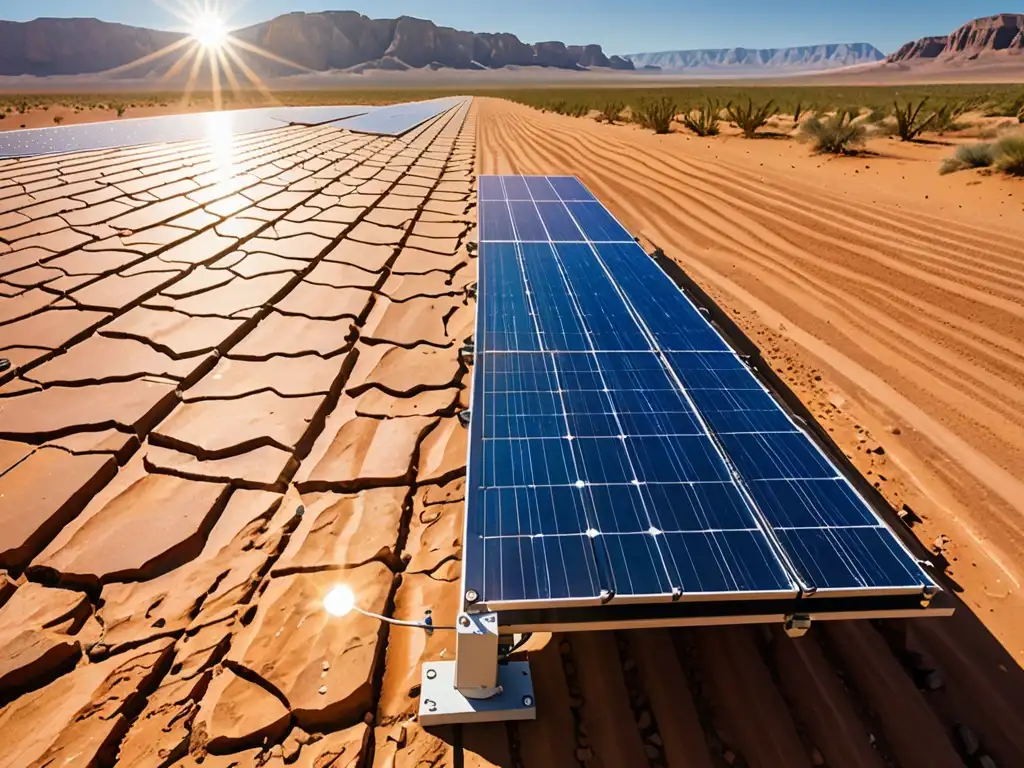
[463,175,941,622]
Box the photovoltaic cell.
[465,175,937,615]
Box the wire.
[353,606,457,631]
[500,632,533,660]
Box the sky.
[0,1,1008,54]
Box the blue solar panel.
[465,175,937,614]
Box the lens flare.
[323,585,356,617]
[192,12,227,48]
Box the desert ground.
[0,94,1023,767]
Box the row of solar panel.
[0,98,465,159]
[464,176,934,609]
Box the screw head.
[522,695,534,707]
[465,589,479,604]
[426,668,437,680]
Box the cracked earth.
[2,98,1024,768]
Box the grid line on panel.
[548,178,933,595]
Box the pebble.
[637,710,652,730]
[644,744,661,759]
[575,747,594,762]
[322,660,330,671]
[724,750,737,765]
[318,685,328,695]
[811,747,826,766]
[978,756,997,768]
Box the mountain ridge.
[887,13,1024,63]
[0,11,635,77]
[623,43,884,73]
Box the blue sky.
[2,1,1003,54]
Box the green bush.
[893,98,936,141]
[939,142,996,174]
[598,101,624,123]
[633,96,678,134]
[799,112,867,154]
[726,98,778,138]
[680,100,721,136]
[994,134,1024,176]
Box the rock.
[373,722,450,767]
[297,398,437,491]
[416,418,467,486]
[273,486,405,575]
[0,379,177,443]
[404,488,462,580]
[182,354,346,400]
[0,637,174,768]
[924,669,945,690]
[0,448,117,572]
[0,582,90,697]
[193,666,291,754]
[226,564,395,728]
[151,390,324,457]
[30,472,231,588]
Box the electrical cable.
[353,606,457,631]
[499,632,533,660]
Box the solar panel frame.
[464,175,939,619]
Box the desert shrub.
[893,98,936,141]
[114,103,127,118]
[633,96,678,134]
[799,112,867,154]
[726,98,777,138]
[598,101,624,123]
[680,99,721,136]
[16,101,28,114]
[931,101,978,134]
[792,102,804,124]
[994,134,1024,176]
[53,116,63,125]
[566,103,588,118]
[1018,104,1024,124]
[939,142,996,174]
[865,106,889,123]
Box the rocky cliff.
[887,13,1024,62]
[0,12,634,77]
[624,43,884,72]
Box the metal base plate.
[418,661,536,726]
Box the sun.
[191,12,228,48]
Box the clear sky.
[0,1,1007,55]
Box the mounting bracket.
[784,614,812,638]
[418,612,536,726]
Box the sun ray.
[180,41,208,108]
[101,36,194,77]
[227,37,314,74]
[207,47,223,110]
[221,44,282,106]
[216,48,244,101]
[161,41,201,83]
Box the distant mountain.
[887,13,1024,63]
[623,43,884,73]
[0,12,634,77]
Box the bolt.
[523,695,534,707]
[459,615,471,628]
[465,589,479,604]
[426,668,437,680]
